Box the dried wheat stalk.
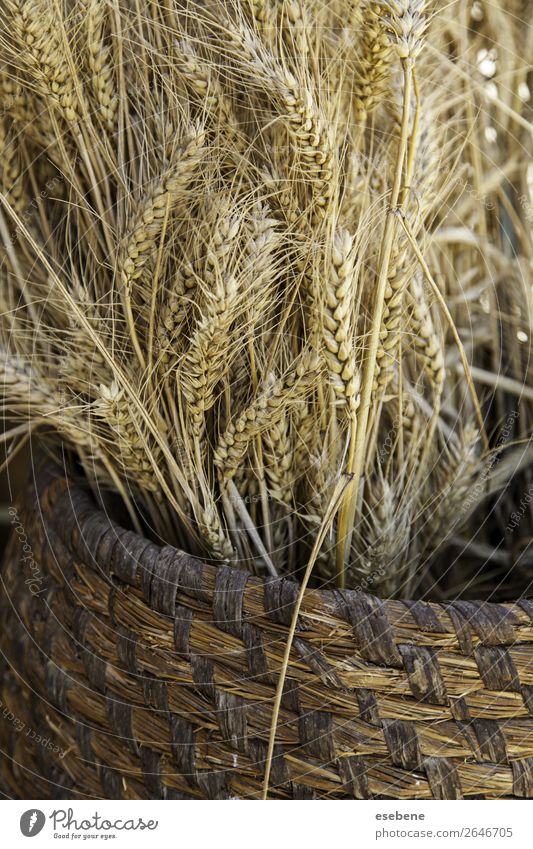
[0,0,530,598]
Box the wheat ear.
[395,209,488,449]
[350,477,411,593]
[180,271,240,436]
[407,273,445,392]
[0,71,32,125]
[215,354,320,482]
[10,0,79,123]
[292,400,320,484]
[120,129,206,291]
[0,354,92,449]
[263,413,293,507]
[324,229,361,410]
[199,504,235,560]
[211,15,333,221]
[178,204,244,434]
[92,380,159,492]
[374,239,415,390]
[85,0,117,132]
[353,2,394,123]
[275,70,335,223]
[260,166,300,226]
[416,424,480,569]
[174,41,244,149]
[119,128,205,365]
[0,119,26,217]
[157,261,197,369]
[376,0,428,59]
[1,356,52,409]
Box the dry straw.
[0,0,531,598]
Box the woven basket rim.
[37,460,532,618]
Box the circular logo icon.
[20,810,46,837]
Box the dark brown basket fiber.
[3,464,533,800]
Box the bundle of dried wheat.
[1,0,532,598]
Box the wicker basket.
[2,463,533,800]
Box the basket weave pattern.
[2,466,533,799]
